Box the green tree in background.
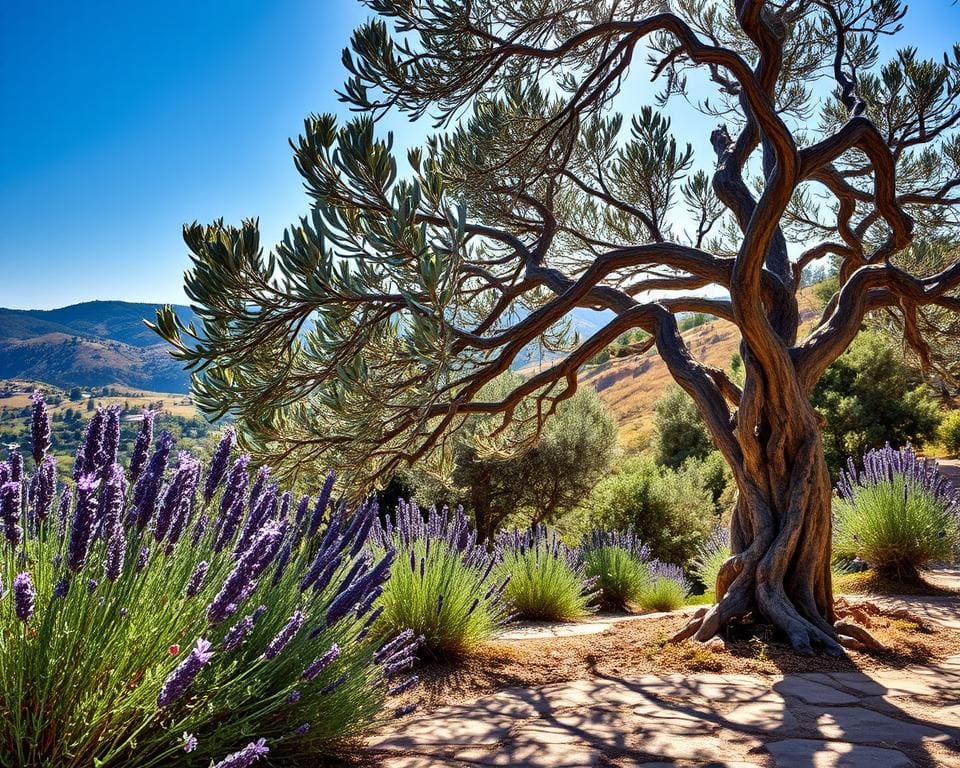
[813,332,941,474]
[653,387,715,469]
[408,375,616,540]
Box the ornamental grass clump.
[691,527,731,595]
[834,443,960,580]
[580,530,652,610]
[637,561,691,612]
[0,394,416,768]
[494,526,596,621]
[369,501,510,659]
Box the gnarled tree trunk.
[672,336,844,655]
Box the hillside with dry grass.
[574,289,823,447]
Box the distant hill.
[0,301,196,392]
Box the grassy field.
[0,379,219,466]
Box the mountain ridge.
[0,301,196,392]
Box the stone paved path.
[368,588,960,767]
[369,659,960,766]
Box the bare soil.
[408,605,960,712]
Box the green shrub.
[580,532,651,610]
[939,411,960,456]
[495,527,595,621]
[813,332,941,475]
[833,445,959,579]
[637,571,690,612]
[580,456,715,565]
[370,503,509,658]
[653,387,714,469]
[692,527,732,593]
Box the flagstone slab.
[724,698,800,734]
[799,705,952,744]
[368,711,515,750]
[766,739,914,768]
[828,671,940,697]
[455,743,602,766]
[773,676,860,705]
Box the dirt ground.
[406,603,960,713]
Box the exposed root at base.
[668,611,889,655]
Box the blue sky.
[0,1,957,309]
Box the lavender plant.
[368,501,509,658]
[637,561,691,612]
[691,527,731,595]
[580,530,652,610]
[834,443,960,579]
[0,393,415,768]
[494,526,595,621]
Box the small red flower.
[169,644,180,656]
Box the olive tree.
[155,0,960,653]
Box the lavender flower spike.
[185,561,209,597]
[211,738,269,768]
[30,391,51,465]
[68,474,99,572]
[263,610,304,659]
[157,638,214,708]
[303,643,340,680]
[1,481,23,549]
[128,410,155,482]
[204,427,235,501]
[13,572,36,622]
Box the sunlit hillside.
[574,288,824,447]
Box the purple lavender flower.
[307,471,336,539]
[213,456,250,551]
[320,672,348,694]
[131,431,175,529]
[303,643,340,680]
[56,488,71,540]
[263,610,304,659]
[185,561,209,597]
[102,406,122,469]
[395,703,418,718]
[247,466,270,512]
[203,427,235,501]
[211,738,269,768]
[128,411,155,482]
[87,578,99,593]
[30,391,51,465]
[9,449,23,483]
[294,723,310,735]
[67,474,99,571]
[1,481,23,548]
[101,464,126,581]
[191,513,209,547]
[293,494,310,528]
[234,481,278,556]
[157,638,214,708]
[325,549,394,626]
[221,612,256,651]
[30,455,57,522]
[136,545,150,571]
[388,675,419,696]
[286,689,301,703]
[206,523,283,624]
[12,572,36,622]
[182,733,198,753]
[155,453,200,543]
[78,408,106,477]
